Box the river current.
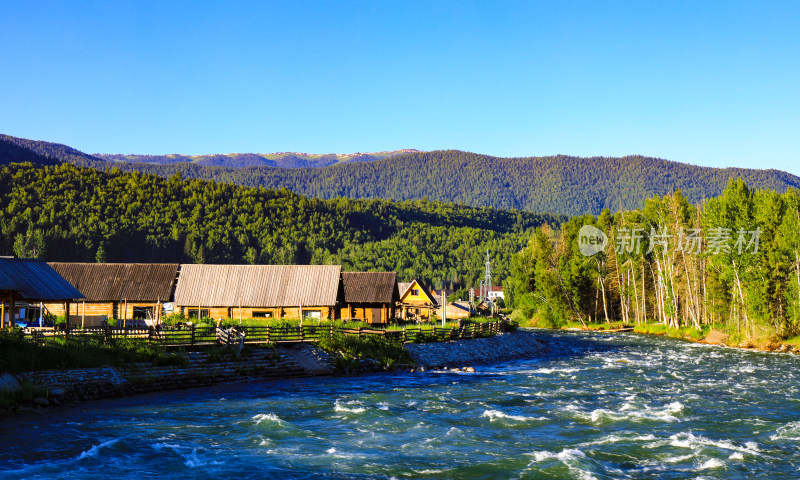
[2,330,800,479]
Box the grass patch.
[0,330,186,374]
[315,332,413,370]
[0,381,48,409]
[633,323,709,341]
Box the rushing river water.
[2,330,800,479]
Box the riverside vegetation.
[506,179,800,346]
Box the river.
[2,330,800,479]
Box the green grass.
[0,381,48,409]
[315,332,413,370]
[633,323,709,341]
[0,330,186,374]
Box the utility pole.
[484,250,492,299]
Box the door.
[371,307,382,324]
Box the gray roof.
[174,264,341,307]
[49,263,179,302]
[0,258,84,301]
[341,272,398,304]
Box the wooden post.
[81,301,86,329]
[123,298,128,328]
[1,295,5,329]
[190,323,196,346]
[64,300,69,335]
[441,292,446,327]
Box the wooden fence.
[21,320,506,348]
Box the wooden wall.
[43,301,163,325]
[338,304,393,324]
[176,305,335,321]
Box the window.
[411,289,419,296]
[187,308,209,319]
[303,310,322,320]
[253,311,273,318]
[133,306,154,320]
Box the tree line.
[506,179,800,342]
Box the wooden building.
[1,258,84,329]
[45,263,180,327]
[398,279,438,320]
[438,301,473,320]
[339,272,399,325]
[173,264,341,320]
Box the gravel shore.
[404,330,549,368]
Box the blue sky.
[1,1,798,174]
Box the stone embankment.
[405,330,548,368]
[8,346,332,411]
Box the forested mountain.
[0,134,104,167]
[4,133,799,216]
[0,162,560,289]
[95,149,420,169]
[110,151,798,216]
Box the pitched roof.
[174,264,341,307]
[49,263,179,302]
[399,279,437,304]
[341,272,398,304]
[0,258,84,301]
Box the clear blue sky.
[2,1,798,174]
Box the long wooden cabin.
[339,272,399,325]
[173,264,341,321]
[1,258,84,328]
[45,263,179,327]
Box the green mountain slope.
[104,150,800,216]
[0,162,559,288]
[4,133,798,216]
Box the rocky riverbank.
[1,345,334,414]
[405,330,549,368]
[1,332,551,414]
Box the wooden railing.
[21,320,506,348]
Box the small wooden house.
[438,301,473,320]
[173,264,341,320]
[340,272,399,325]
[1,258,84,328]
[398,279,438,320]
[45,263,179,326]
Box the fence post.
[357,327,362,338]
[300,325,305,342]
[190,324,196,346]
[266,325,270,344]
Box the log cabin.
[173,264,341,321]
[45,263,180,327]
[339,272,399,325]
